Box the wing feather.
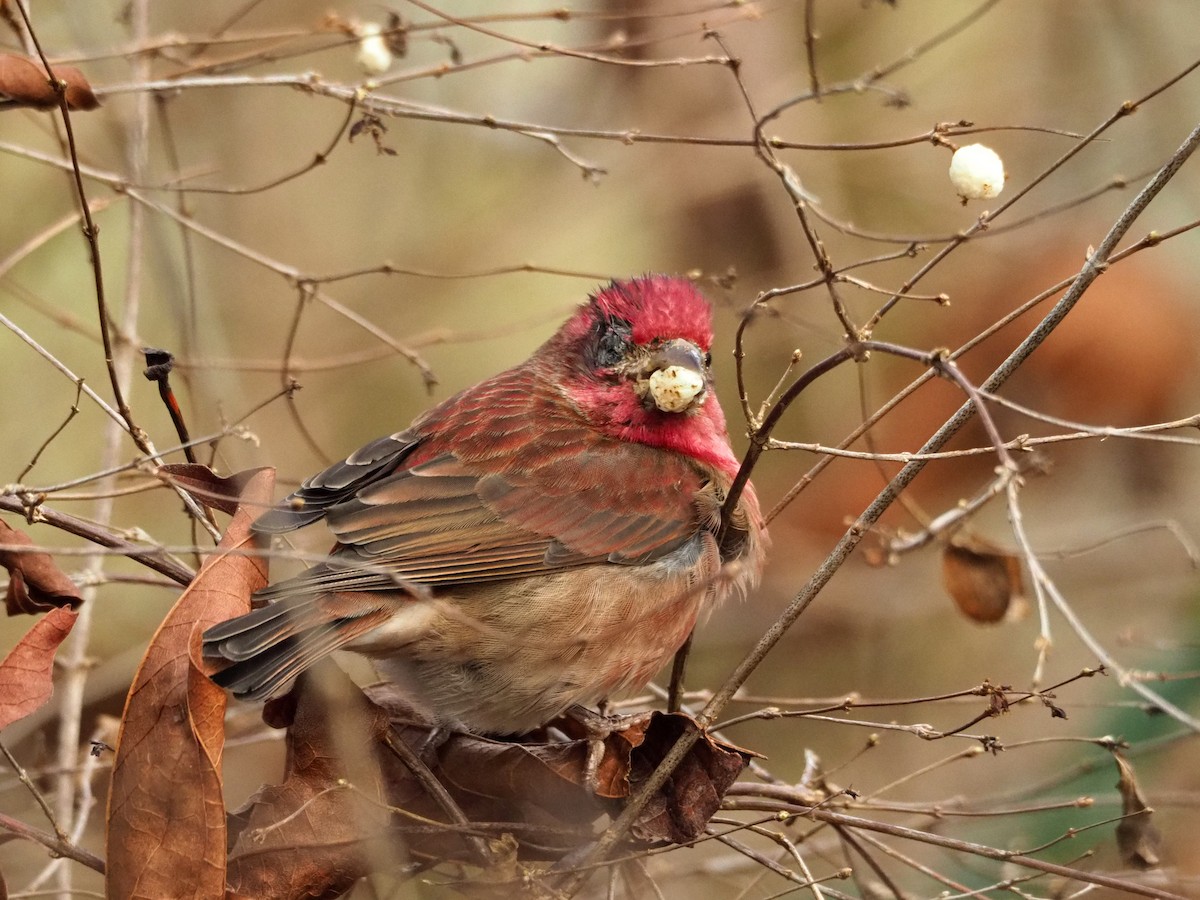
[254,367,711,598]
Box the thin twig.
[381,729,497,868]
[0,811,105,875]
[0,743,66,842]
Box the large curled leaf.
[105,468,273,899]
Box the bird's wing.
[254,375,711,597]
[252,432,421,533]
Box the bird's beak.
[644,339,707,413]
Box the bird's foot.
[417,724,451,766]
[564,704,653,794]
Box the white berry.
[356,22,393,76]
[949,144,1006,201]
[649,365,705,413]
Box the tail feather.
[209,624,341,700]
[202,596,388,700]
[202,600,309,659]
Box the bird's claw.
[418,724,451,765]
[566,704,653,794]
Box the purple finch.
[203,276,767,733]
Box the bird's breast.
[356,535,727,733]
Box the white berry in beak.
[649,364,705,413]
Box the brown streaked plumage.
[202,276,767,733]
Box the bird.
[202,275,767,735]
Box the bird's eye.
[593,317,633,368]
[704,351,712,367]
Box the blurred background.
[2,0,1199,895]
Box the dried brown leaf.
[627,712,752,844]
[0,605,78,730]
[228,669,605,897]
[941,537,1025,624]
[220,648,758,897]
[105,468,273,900]
[226,668,412,898]
[384,12,409,57]
[227,671,754,893]
[159,464,272,517]
[416,714,610,842]
[1114,752,1162,870]
[1,519,83,615]
[0,52,99,110]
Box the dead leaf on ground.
[1,519,83,615]
[105,468,273,900]
[0,605,78,730]
[0,52,99,110]
[1114,751,1162,870]
[941,537,1027,624]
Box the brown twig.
[381,728,497,869]
[0,496,195,585]
[0,810,106,875]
